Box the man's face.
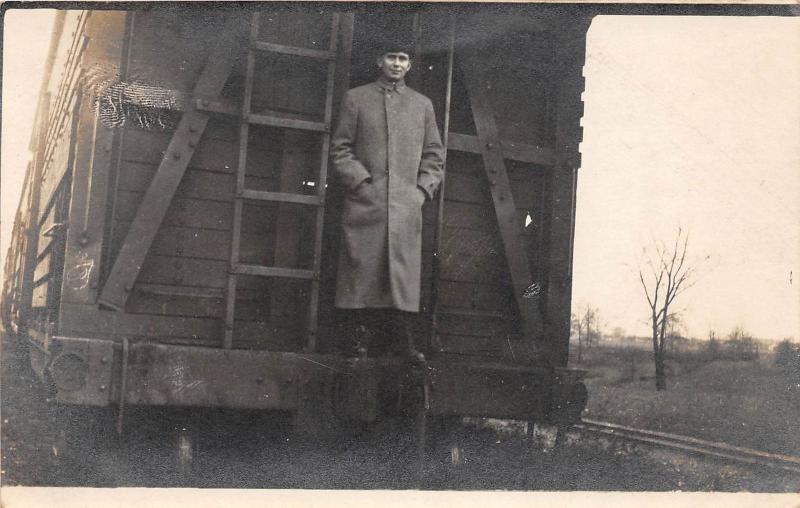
[377,52,411,82]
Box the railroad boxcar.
[2,5,593,444]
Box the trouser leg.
[387,310,425,362]
[337,308,424,361]
[336,309,368,357]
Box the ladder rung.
[247,113,328,132]
[239,189,322,206]
[233,264,316,280]
[253,41,334,61]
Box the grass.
[575,344,800,457]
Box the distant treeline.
[602,334,763,361]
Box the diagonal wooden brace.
[99,15,245,310]
[460,54,545,344]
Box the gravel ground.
[2,332,798,491]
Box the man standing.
[332,44,444,361]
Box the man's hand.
[417,186,428,203]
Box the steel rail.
[574,418,800,475]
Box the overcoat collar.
[375,76,407,94]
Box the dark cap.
[375,37,414,59]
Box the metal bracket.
[42,222,67,237]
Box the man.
[332,44,444,362]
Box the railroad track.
[573,418,800,475]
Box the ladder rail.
[305,13,341,352]
[430,15,456,353]
[225,11,342,352]
[224,13,260,349]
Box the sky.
[575,16,800,341]
[1,11,798,342]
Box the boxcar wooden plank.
[270,130,307,319]
[60,302,222,341]
[100,15,245,310]
[126,290,293,323]
[135,255,272,291]
[437,227,509,283]
[436,313,515,338]
[424,201,495,231]
[422,279,515,313]
[137,255,229,289]
[121,128,239,172]
[232,321,299,351]
[257,10,333,50]
[447,132,555,166]
[252,54,328,118]
[112,222,274,263]
[434,334,505,357]
[127,11,233,93]
[442,171,487,205]
[117,162,235,201]
[117,161,279,199]
[115,191,279,233]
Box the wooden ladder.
[223,12,342,351]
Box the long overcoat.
[332,78,444,312]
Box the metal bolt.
[99,385,106,391]
[486,142,494,149]
[101,357,108,364]
[256,376,264,384]
[189,125,198,133]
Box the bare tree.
[580,305,602,350]
[570,313,584,363]
[705,329,721,359]
[638,228,697,390]
[571,305,601,363]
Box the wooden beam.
[447,132,556,166]
[544,22,591,368]
[460,52,545,347]
[99,15,244,311]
